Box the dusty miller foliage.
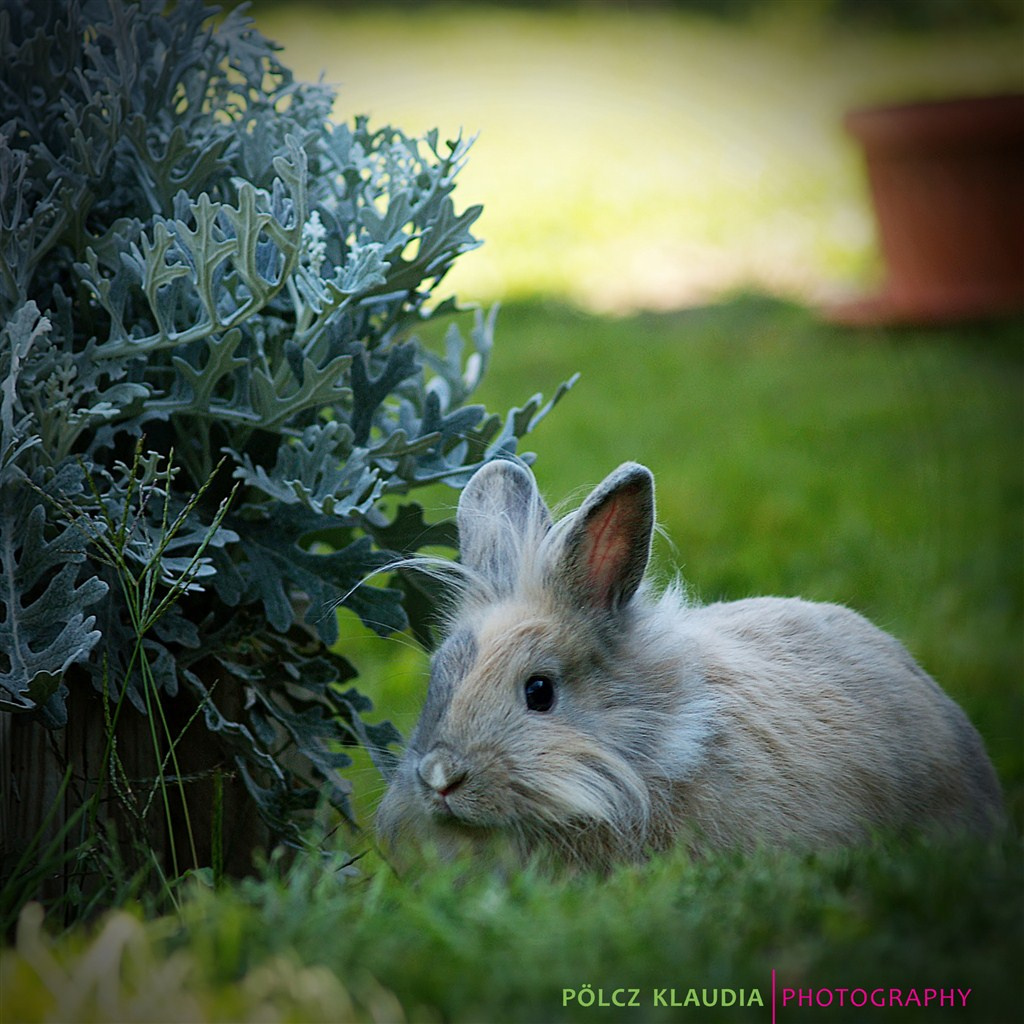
[0,0,570,843]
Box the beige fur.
[376,461,1004,871]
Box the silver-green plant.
[0,0,571,906]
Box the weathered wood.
[1,677,269,910]
[0,712,10,846]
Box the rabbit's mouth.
[426,789,461,820]
[422,782,507,831]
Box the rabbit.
[376,460,1005,871]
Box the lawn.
[3,3,1023,1023]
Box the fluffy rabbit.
[376,460,1004,870]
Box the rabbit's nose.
[418,747,467,796]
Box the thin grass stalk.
[73,447,235,886]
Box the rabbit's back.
[673,596,1003,848]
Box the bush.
[0,0,570,924]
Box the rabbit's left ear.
[556,463,655,612]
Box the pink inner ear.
[584,498,631,604]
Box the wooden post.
[1,677,269,915]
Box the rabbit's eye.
[524,675,555,713]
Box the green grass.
[4,833,1022,1022]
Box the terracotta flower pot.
[830,93,1024,326]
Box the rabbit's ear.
[457,459,552,590]
[557,463,654,612]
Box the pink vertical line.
[772,968,777,1024]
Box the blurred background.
[245,0,1023,823]
[252,0,1022,312]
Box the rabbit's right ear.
[457,460,552,592]
[554,462,654,613]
